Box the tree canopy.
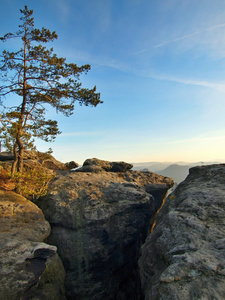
[0,5,102,173]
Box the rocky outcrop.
[76,157,133,172]
[0,152,14,161]
[65,160,79,170]
[37,160,173,300]
[0,150,79,171]
[139,164,225,300]
[0,189,66,300]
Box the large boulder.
[0,189,66,300]
[37,166,173,300]
[64,160,79,170]
[139,164,225,300]
[77,157,133,172]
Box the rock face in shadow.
[139,164,225,300]
[0,190,66,300]
[37,159,173,300]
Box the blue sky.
[1,0,225,164]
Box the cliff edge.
[139,164,225,300]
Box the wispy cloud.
[55,0,70,23]
[55,23,225,95]
[81,51,225,93]
[148,74,225,93]
[152,23,225,49]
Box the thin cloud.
[67,46,225,94]
[55,0,70,23]
[56,30,225,95]
[59,47,130,73]
[152,23,225,49]
[149,74,225,93]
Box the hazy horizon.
[1,0,225,164]
[132,159,225,165]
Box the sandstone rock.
[37,168,173,299]
[27,150,72,171]
[0,151,14,161]
[23,150,39,160]
[75,164,104,172]
[0,190,66,300]
[80,157,133,172]
[83,157,112,170]
[64,160,79,170]
[0,150,79,172]
[139,164,225,300]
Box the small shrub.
[0,168,15,190]
[0,166,55,199]
[13,167,55,199]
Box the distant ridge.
[156,164,190,184]
[133,161,224,184]
[132,162,173,173]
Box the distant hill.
[133,161,224,184]
[133,162,191,183]
[156,164,190,184]
[132,162,173,173]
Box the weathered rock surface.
[77,157,133,172]
[0,189,66,300]
[0,152,14,161]
[139,164,225,300]
[37,162,173,300]
[0,150,79,171]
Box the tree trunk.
[17,134,24,174]
[11,141,18,175]
[14,135,24,195]
[16,22,27,175]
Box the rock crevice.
[37,158,173,300]
[139,164,225,300]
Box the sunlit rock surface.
[0,150,79,171]
[37,159,173,300]
[139,164,225,300]
[0,190,66,300]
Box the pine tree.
[0,6,102,174]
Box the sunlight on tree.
[0,5,102,176]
